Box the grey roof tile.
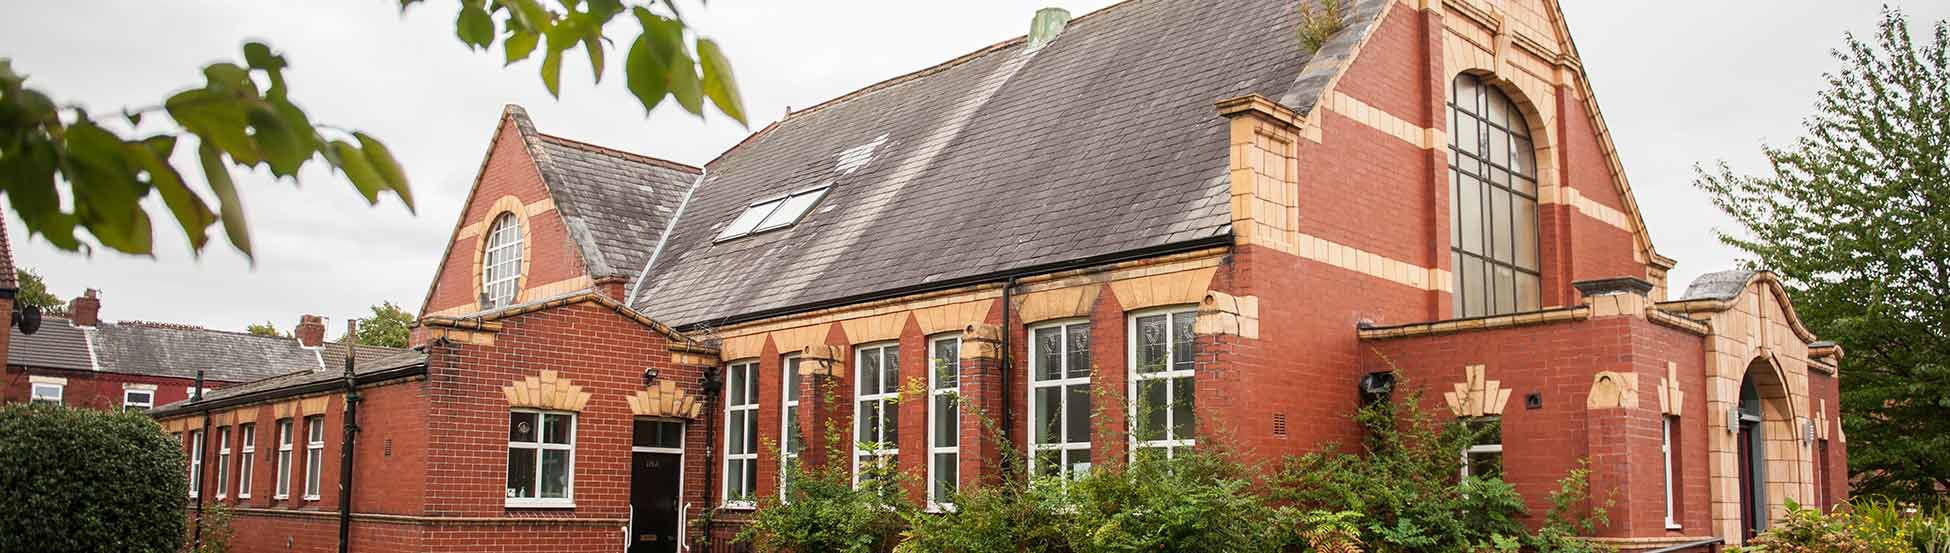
[150,348,428,416]
[90,322,327,382]
[7,318,91,371]
[617,0,1388,328]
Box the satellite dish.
[13,305,43,335]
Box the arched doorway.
[1736,375,1766,539]
[1735,359,1796,540]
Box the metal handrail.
[1640,537,1724,553]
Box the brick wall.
[4,366,228,410]
[421,115,590,318]
[1365,314,1711,537]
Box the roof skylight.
[715,186,830,241]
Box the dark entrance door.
[630,420,685,553]
[1736,374,1767,541]
[1737,420,1760,540]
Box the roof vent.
[1027,7,1071,52]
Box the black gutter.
[336,327,363,553]
[673,235,1234,332]
[149,363,427,419]
[192,370,209,550]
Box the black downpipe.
[698,368,722,550]
[337,324,362,553]
[193,370,209,550]
[999,277,1017,449]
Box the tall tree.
[13,267,65,315]
[0,1,744,258]
[347,301,413,348]
[1696,7,1950,504]
[245,321,287,338]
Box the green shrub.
[1273,373,1611,553]
[0,403,187,553]
[737,442,910,553]
[895,451,1293,553]
[1734,498,1950,553]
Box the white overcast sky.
[2,1,1945,333]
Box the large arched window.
[1448,73,1540,317]
[482,212,524,308]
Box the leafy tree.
[0,0,744,258]
[347,301,413,348]
[1695,7,1950,504]
[13,267,65,314]
[0,403,188,553]
[244,321,286,338]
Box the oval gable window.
[482,212,525,308]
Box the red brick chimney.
[68,289,101,327]
[295,314,326,348]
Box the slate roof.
[90,323,331,382]
[7,317,412,384]
[1680,270,1758,301]
[0,211,16,291]
[7,317,91,371]
[513,113,703,280]
[149,347,428,416]
[618,0,1390,328]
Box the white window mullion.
[781,356,803,497]
[1030,321,1093,480]
[723,362,759,508]
[928,336,961,510]
[1663,415,1678,529]
[274,420,293,500]
[853,344,900,487]
[238,424,255,499]
[1128,309,1196,460]
[216,429,231,499]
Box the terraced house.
[151,0,1848,551]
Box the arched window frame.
[1448,73,1542,317]
[481,211,525,309]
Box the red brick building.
[1,285,383,413]
[151,1,1846,551]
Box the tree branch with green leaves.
[1695,7,1950,505]
[0,0,743,259]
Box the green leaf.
[129,136,214,251]
[63,120,152,254]
[505,29,539,64]
[666,48,702,114]
[457,4,495,49]
[0,135,61,226]
[199,142,252,258]
[697,37,746,125]
[201,63,256,97]
[624,35,668,115]
[583,33,605,83]
[540,48,564,97]
[167,89,259,165]
[241,42,278,71]
[246,104,306,177]
[355,132,414,212]
[330,140,386,205]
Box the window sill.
[506,500,576,509]
[720,502,756,511]
[1666,523,1683,531]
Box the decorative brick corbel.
[628,379,703,419]
[1444,365,1513,417]
[503,370,592,412]
[799,344,849,378]
[960,323,1004,361]
[1655,362,1684,416]
[1586,371,1640,410]
[1195,291,1259,338]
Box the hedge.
[0,403,187,553]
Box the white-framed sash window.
[722,361,759,508]
[302,416,324,500]
[215,428,231,499]
[854,343,900,486]
[927,336,961,510]
[274,419,293,499]
[1030,321,1093,479]
[1128,308,1196,459]
[781,355,804,497]
[506,409,576,508]
[238,423,256,499]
